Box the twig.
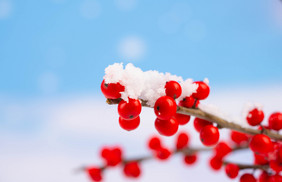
[106,99,282,141]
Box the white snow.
[103,63,198,106]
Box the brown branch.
[106,99,282,141]
[223,161,268,170]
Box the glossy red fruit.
[173,113,191,125]
[193,118,212,132]
[240,173,256,182]
[258,171,269,182]
[165,81,182,99]
[254,153,269,165]
[87,167,102,182]
[155,118,179,137]
[214,142,232,158]
[184,154,197,165]
[209,155,223,170]
[176,132,189,149]
[269,112,282,131]
[270,160,282,173]
[154,96,177,120]
[200,125,220,146]
[225,163,239,179]
[123,161,141,178]
[101,147,123,166]
[148,136,162,150]
[101,80,125,99]
[155,147,171,160]
[119,116,140,131]
[246,108,264,126]
[230,131,249,145]
[179,96,199,108]
[192,81,210,100]
[118,98,141,119]
[250,134,273,154]
[268,174,282,182]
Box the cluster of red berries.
[101,79,211,139]
[86,146,141,182]
[86,131,197,181]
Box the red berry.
[268,174,282,182]
[173,113,191,125]
[184,154,197,165]
[154,96,177,120]
[209,155,223,170]
[101,147,123,167]
[155,118,179,137]
[123,161,141,178]
[118,98,141,119]
[165,81,182,99]
[155,147,171,160]
[87,167,102,182]
[119,116,140,131]
[192,81,210,100]
[193,117,212,132]
[250,134,273,154]
[258,171,269,182]
[270,160,282,173]
[240,173,256,182]
[101,80,125,99]
[254,153,269,165]
[179,96,199,108]
[225,163,239,179]
[147,136,162,150]
[269,112,282,131]
[200,125,220,146]
[230,131,249,145]
[214,142,232,158]
[246,108,264,126]
[176,132,189,149]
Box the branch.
[106,99,282,141]
[223,161,268,170]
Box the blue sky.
[1,0,282,97]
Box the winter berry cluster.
[86,131,199,182]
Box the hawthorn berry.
[148,136,162,150]
[230,131,249,145]
[193,117,212,132]
[225,163,239,179]
[173,113,191,125]
[209,155,223,170]
[165,80,182,99]
[87,167,102,182]
[258,171,269,182]
[250,134,273,154]
[254,153,269,165]
[192,81,210,100]
[154,96,177,120]
[101,80,125,99]
[155,147,171,160]
[179,96,199,108]
[200,125,220,146]
[118,98,141,120]
[214,142,232,158]
[270,159,282,173]
[240,173,256,182]
[100,147,123,166]
[123,161,141,178]
[155,118,179,137]
[268,112,282,131]
[184,154,197,165]
[176,132,189,150]
[246,108,264,126]
[119,116,140,131]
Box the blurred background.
[0,0,282,181]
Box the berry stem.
[106,99,282,141]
